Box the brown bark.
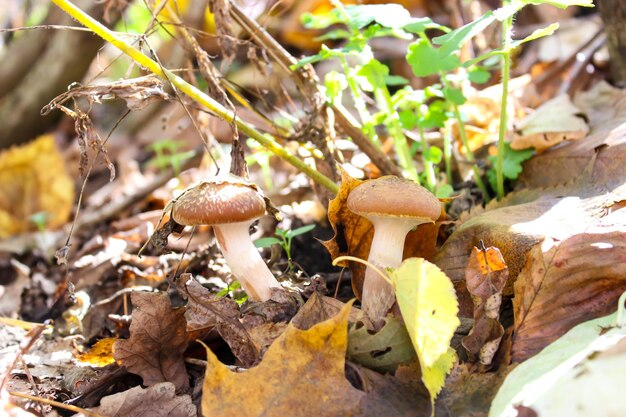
[598,0,626,86]
[0,0,111,149]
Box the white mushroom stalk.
[346,176,441,328]
[213,221,281,302]
[362,216,423,324]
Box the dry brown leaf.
[0,134,74,238]
[322,167,371,298]
[113,292,189,393]
[86,382,196,417]
[462,246,508,367]
[443,362,514,417]
[174,274,259,367]
[323,168,440,298]
[353,363,433,417]
[511,94,589,152]
[574,80,626,135]
[520,118,626,195]
[201,301,364,417]
[41,75,170,114]
[512,208,626,361]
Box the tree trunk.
[598,0,626,86]
[0,1,116,149]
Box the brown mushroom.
[171,176,281,301]
[347,176,441,326]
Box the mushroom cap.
[347,176,441,222]
[171,178,266,226]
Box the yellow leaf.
[75,338,117,367]
[392,258,460,409]
[421,347,456,399]
[201,301,364,417]
[0,134,74,238]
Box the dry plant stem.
[51,0,338,195]
[228,1,402,177]
[497,11,513,200]
[441,75,488,199]
[213,221,281,301]
[9,391,106,417]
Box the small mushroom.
[171,176,281,301]
[347,176,441,326]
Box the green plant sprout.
[254,224,316,271]
[29,212,49,232]
[299,0,592,200]
[146,139,195,176]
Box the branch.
[50,0,339,195]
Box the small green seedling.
[146,139,195,176]
[29,211,49,232]
[254,224,316,271]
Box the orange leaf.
[75,337,117,367]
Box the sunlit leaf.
[391,258,460,408]
[510,23,560,49]
[407,39,461,77]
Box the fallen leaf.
[201,301,364,417]
[512,208,626,361]
[322,167,371,298]
[174,274,258,366]
[114,292,189,392]
[0,134,74,238]
[290,292,374,330]
[520,119,626,195]
[0,260,30,318]
[75,337,116,367]
[462,246,508,367]
[392,258,460,408]
[348,316,415,372]
[511,94,589,152]
[355,362,433,417]
[490,294,626,417]
[85,382,196,417]
[444,362,513,417]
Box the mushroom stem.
[362,216,422,327]
[213,221,281,301]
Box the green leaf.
[384,75,409,86]
[510,23,559,49]
[406,39,461,77]
[443,86,466,105]
[423,146,443,164]
[391,258,460,407]
[487,142,534,190]
[300,11,343,30]
[285,224,316,239]
[468,67,491,84]
[356,59,389,91]
[253,237,282,248]
[489,293,626,417]
[347,317,416,373]
[345,4,415,29]
[420,101,448,129]
[433,11,496,55]
[518,0,594,8]
[402,17,441,35]
[399,110,417,130]
[315,28,352,41]
[435,184,454,199]
[324,71,347,105]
